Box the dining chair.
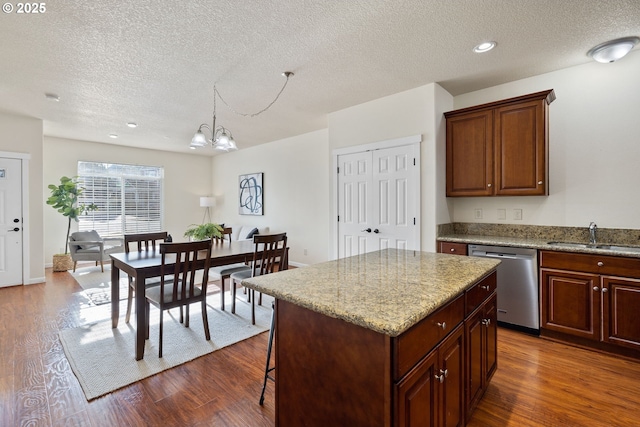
[123,231,169,324]
[208,227,251,311]
[145,240,212,358]
[230,232,287,324]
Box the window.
[77,161,163,237]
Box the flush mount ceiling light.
[109,133,118,139]
[190,71,294,152]
[473,41,496,53]
[126,122,138,128]
[587,36,640,63]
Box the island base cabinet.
[275,300,391,427]
[465,292,497,420]
[395,324,465,427]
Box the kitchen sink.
[547,242,640,253]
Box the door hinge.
[413,217,416,225]
[413,158,416,166]
[337,215,340,222]
[337,166,340,174]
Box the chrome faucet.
[589,222,597,246]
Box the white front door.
[0,158,23,287]
[338,144,419,258]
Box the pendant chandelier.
[190,71,294,152]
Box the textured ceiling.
[1,0,639,155]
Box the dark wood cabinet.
[540,250,640,355]
[396,325,464,427]
[438,242,468,256]
[445,90,555,197]
[464,292,497,420]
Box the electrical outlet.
[497,208,506,220]
[474,208,483,220]
[514,209,523,220]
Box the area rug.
[59,291,273,400]
[70,265,130,306]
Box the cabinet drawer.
[540,250,640,279]
[439,242,468,256]
[465,272,497,317]
[393,294,464,381]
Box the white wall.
[210,129,330,266]
[450,51,640,230]
[43,136,212,263]
[327,83,453,252]
[0,112,44,284]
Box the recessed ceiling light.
[45,93,60,101]
[109,133,118,139]
[126,122,138,128]
[473,41,496,53]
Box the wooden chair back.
[124,231,169,253]
[158,240,212,309]
[212,227,232,244]
[250,233,288,277]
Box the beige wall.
[327,83,453,252]
[0,112,44,283]
[450,51,640,230]
[43,136,212,263]
[210,129,330,266]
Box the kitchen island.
[243,249,500,427]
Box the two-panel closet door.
[338,144,418,258]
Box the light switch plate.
[497,208,506,220]
[474,208,483,220]
[514,209,523,220]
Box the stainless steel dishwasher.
[469,244,539,334]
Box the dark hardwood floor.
[1,268,639,426]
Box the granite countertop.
[438,234,640,258]
[241,248,500,337]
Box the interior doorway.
[334,136,421,259]
[0,157,24,287]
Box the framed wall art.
[239,172,263,215]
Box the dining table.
[110,239,265,360]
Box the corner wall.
[210,129,330,266]
[0,112,44,284]
[450,51,640,230]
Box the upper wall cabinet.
[444,89,555,197]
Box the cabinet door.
[446,110,493,196]
[602,276,640,351]
[483,293,498,384]
[494,99,547,195]
[464,305,484,417]
[540,268,600,340]
[396,350,439,427]
[438,325,465,427]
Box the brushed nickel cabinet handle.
[436,322,446,330]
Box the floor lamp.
[200,196,216,223]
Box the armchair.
[68,230,124,272]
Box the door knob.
[361,228,372,233]
[373,229,379,234]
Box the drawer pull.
[436,321,447,330]
[593,286,600,292]
[480,285,490,291]
[440,368,448,378]
[481,318,491,326]
[602,287,608,293]
[597,261,604,267]
[435,373,445,383]
[450,248,455,252]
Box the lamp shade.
[199,196,216,207]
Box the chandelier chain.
[213,72,293,118]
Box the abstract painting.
[239,172,263,215]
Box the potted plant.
[183,223,224,241]
[46,176,98,271]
